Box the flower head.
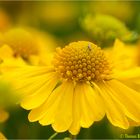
[3,41,140,135]
[53,41,112,81]
[3,28,39,59]
[0,28,57,70]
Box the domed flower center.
[4,29,39,59]
[53,41,112,82]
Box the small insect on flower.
[3,41,140,135]
[87,44,92,51]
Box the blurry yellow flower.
[0,108,9,123]
[0,28,56,69]
[28,28,57,65]
[3,41,140,135]
[0,132,7,140]
[0,44,26,72]
[3,28,39,59]
[81,14,136,46]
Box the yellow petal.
[0,56,26,73]
[21,73,58,110]
[114,67,140,84]
[2,66,54,90]
[0,45,27,73]
[98,81,129,129]
[28,81,73,126]
[0,44,14,59]
[4,66,54,80]
[37,89,63,125]
[107,80,140,124]
[12,75,45,93]
[0,132,7,140]
[69,82,105,135]
[2,66,56,109]
[52,81,74,132]
[15,73,54,97]
[117,79,140,94]
[112,39,136,70]
[68,83,81,135]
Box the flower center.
[4,28,39,59]
[53,41,112,82]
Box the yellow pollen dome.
[53,41,112,82]
[4,28,39,59]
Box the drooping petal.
[69,82,105,135]
[119,80,140,93]
[28,82,63,122]
[106,80,140,124]
[52,81,74,132]
[95,81,129,129]
[113,67,140,84]
[5,66,54,80]
[2,66,58,110]
[21,72,59,110]
[2,66,55,96]
[15,73,54,97]
[111,39,136,70]
[28,81,74,133]
[68,83,81,135]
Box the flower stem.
[48,132,58,140]
[70,134,77,140]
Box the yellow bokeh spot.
[0,109,9,123]
[4,28,39,59]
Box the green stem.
[70,134,77,140]
[48,132,58,140]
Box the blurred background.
[0,1,140,139]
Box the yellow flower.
[3,41,140,135]
[0,28,56,68]
[3,28,39,59]
[0,44,26,72]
